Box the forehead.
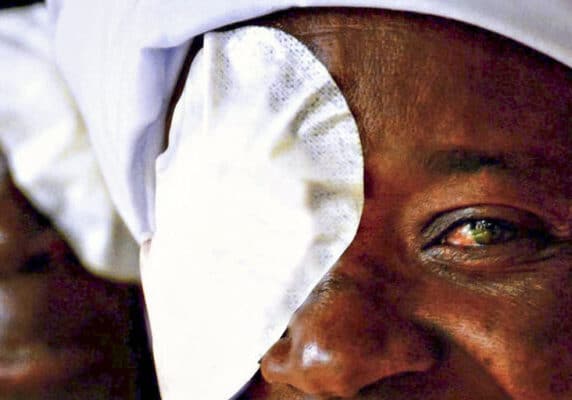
[258,8,572,162]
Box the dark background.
[1,0,42,9]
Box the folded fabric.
[0,4,139,281]
[48,0,572,243]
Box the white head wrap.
[48,0,572,244]
[47,1,572,399]
[0,4,139,281]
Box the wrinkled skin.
[0,159,158,399]
[230,9,572,400]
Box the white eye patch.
[143,26,364,399]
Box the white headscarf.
[0,4,139,281]
[48,0,572,243]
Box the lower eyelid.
[421,237,559,272]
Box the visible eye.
[443,219,516,247]
[421,206,558,271]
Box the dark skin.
[0,157,160,399]
[198,8,572,400]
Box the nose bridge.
[261,263,437,397]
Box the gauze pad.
[142,26,363,399]
[0,5,139,281]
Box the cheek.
[411,267,572,397]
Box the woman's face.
[0,161,148,399]
[240,9,572,399]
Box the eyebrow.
[423,149,511,174]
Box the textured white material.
[48,0,572,243]
[143,27,363,399]
[0,5,139,281]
